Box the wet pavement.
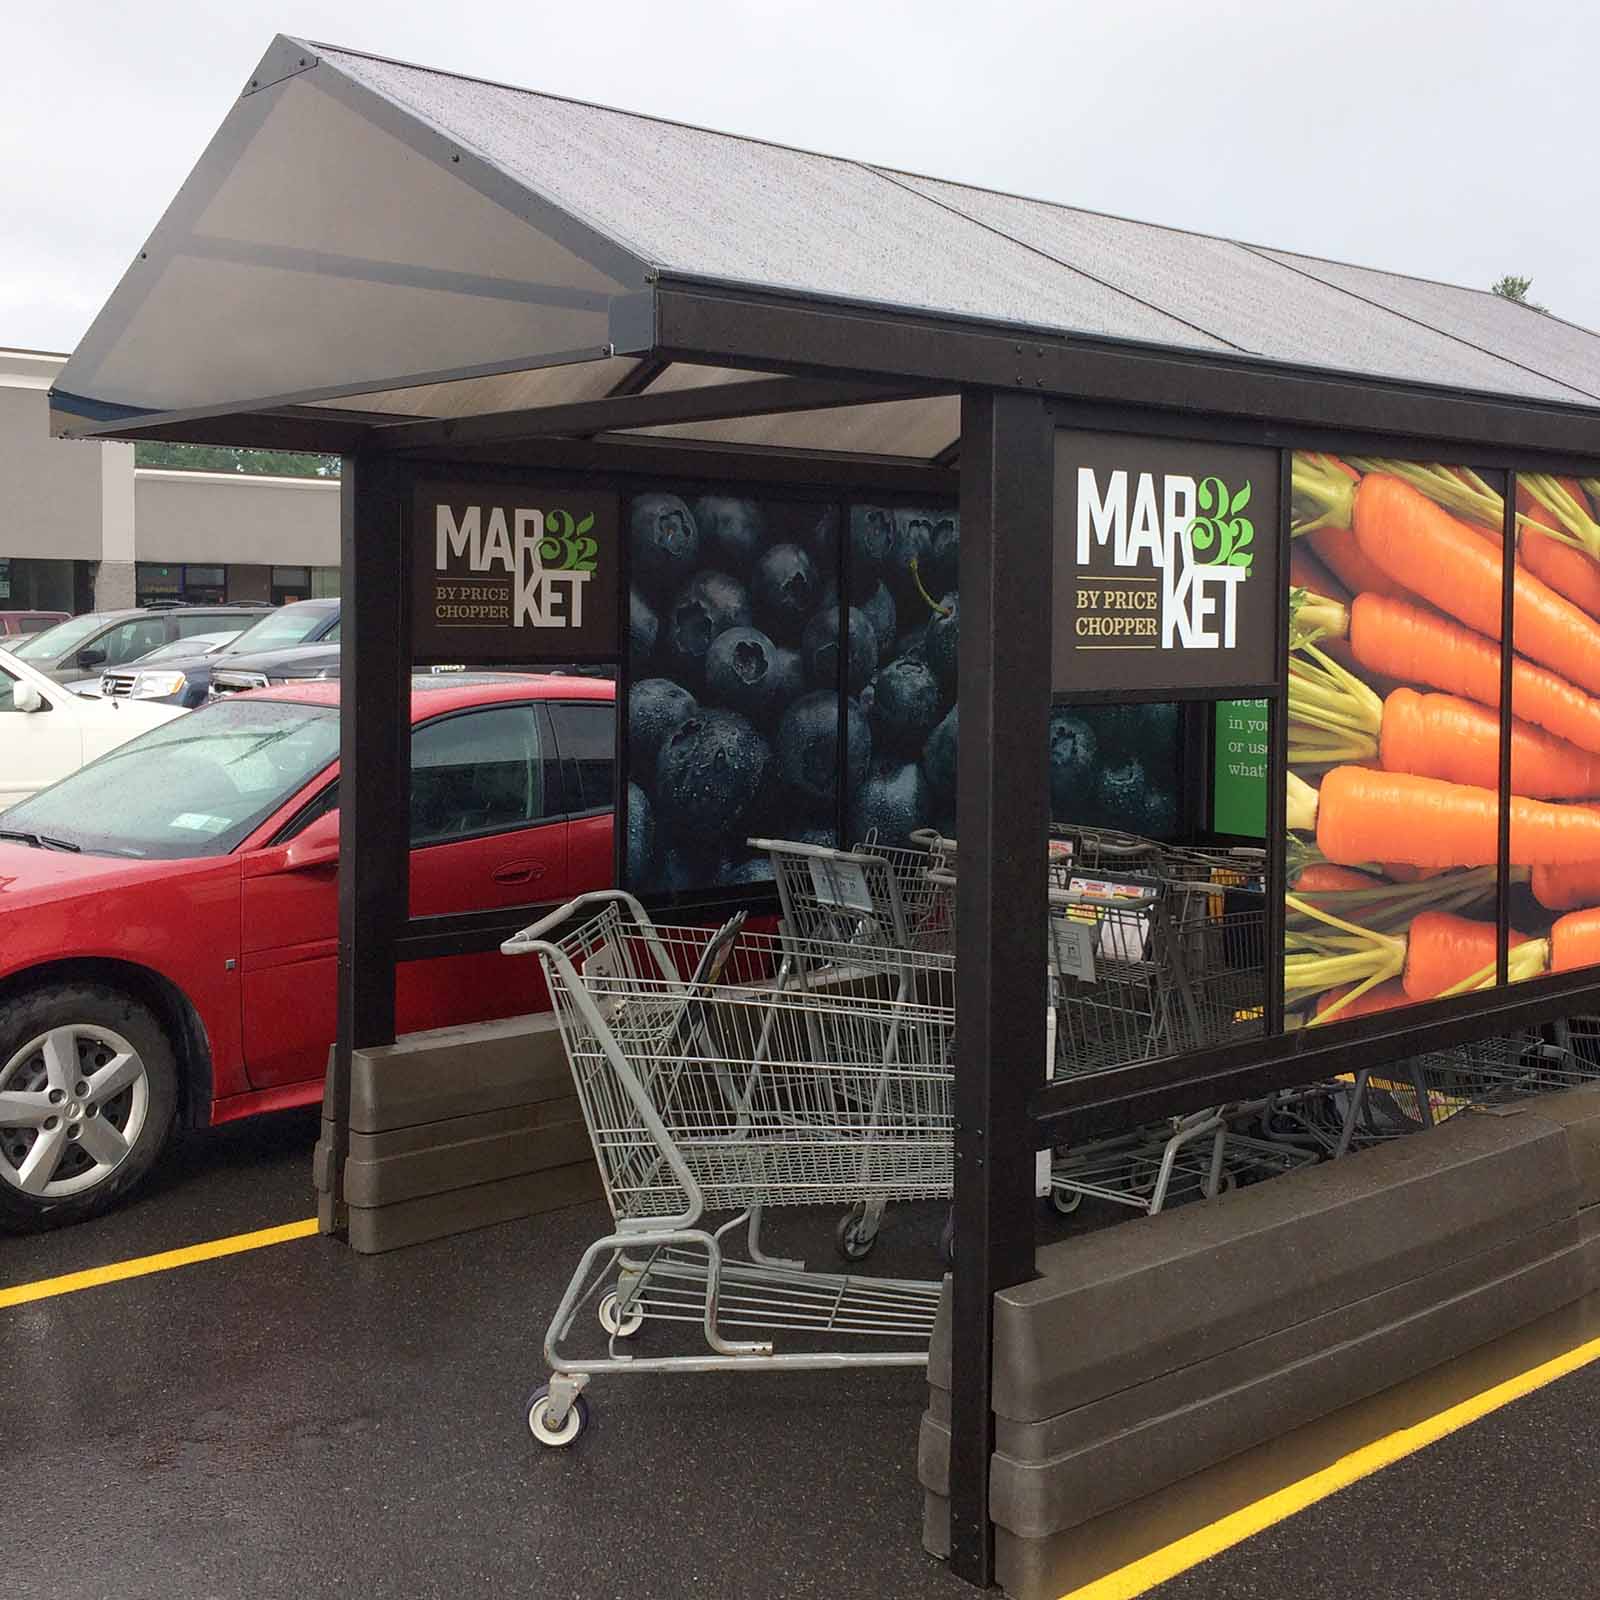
[6,1113,1600,1600]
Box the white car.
[0,647,187,810]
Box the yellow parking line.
[0,1217,319,1309]
[1060,1328,1600,1599]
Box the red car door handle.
[492,861,547,886]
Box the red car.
[0,610,70,638]
[0,673,615,1230]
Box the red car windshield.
[2,699,340,859]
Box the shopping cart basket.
[501,892,953,1447]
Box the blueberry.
[753,543,821,644]
[802,605,877,694]
[922,705,958,801]
[1137,782,1179,839]
[769,646,804,709]
[850,505,896,573]
[805,503,841,564]
[626,783,656,885]
[849,759,930,847]
[656,843,722,894]
[1048,709,1099,820]
[926,515,960,595]
[777,691,871,808]
[704,626,787,724]
[890,509,936,599]
[655,710,772,840]
[853,578,897,658]
[629,678,697,775]
[630,494,700,595]
[693,496,766,572]
[863,656,943,755]
[665,570,753,683]
[718,854,777,887]
[629,586,658,663]
[925,595,959,693]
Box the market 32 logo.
[433,504,598,628]
[1076,469,1254,649]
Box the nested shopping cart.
[500,891,955,1447]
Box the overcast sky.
[7,0,1597,355]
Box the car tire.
[0,984,179,1232]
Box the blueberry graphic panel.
[626,492,841,893]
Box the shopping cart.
[501,892,954,1447]
[1166,879,1268,1051]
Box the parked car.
[0,610,70,638]
[0,647,187,810]
[0,673,615,1229]
[67,631,244,699]
[11,602,273,685]
[208,640,341,696]
[97,597,341,706]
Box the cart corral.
[41,31,1600,1595]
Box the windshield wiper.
[0,828,80,852]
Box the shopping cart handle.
[500,889,651,955]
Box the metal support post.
[323,454,411,1236]
[948,389,1052,1584]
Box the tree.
[133,442,341,478]
[1491,274,1546,312]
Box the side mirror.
[13,681,43,713]
[282,810,341,872]
[76,647,107,670]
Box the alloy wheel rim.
[0,1024,149,1199]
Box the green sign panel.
[1213,698,1267,836]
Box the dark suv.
[99,598,341,706]
[9,602,273,684]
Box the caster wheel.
[599,1290,644,1338]
[835,1203,878,1262]
[939,1210,955,1266]
[525,1384,590,1448]
[1049,1187,1083,1216]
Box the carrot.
[1402,911,1519,999]
[1344,594,1600,757]
[1314,979,1410,1018]
[1518,479,1600,620]
[1302,765,1600,870]
[1550,909,1600,972]
[1295,863,1382,891]
[1353,474,1600,699]
[1308,526,1417,605]
[1380,864,1447,883]
[1531,861,1600,912]
[1290,545,1347,604]
[1379,686,1600,800]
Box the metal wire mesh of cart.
[1053,823,1168,875]
[505,893,956,1223]
[1166,879,1268,1051]
[748,836,922,958]
[851,828,959,952]
[1411,1030,1600,1109]
[1046,875,1195,1076]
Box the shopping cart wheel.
[835,1203,878,1262]
[525,1384,590,1448]
[1048,1187,1083,1217]
[598,1290,645,1339]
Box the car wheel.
[0,984,179,1232]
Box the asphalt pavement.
[7,1113,1600,1600]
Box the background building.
[1,347,338,613]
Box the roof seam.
[862,165,1250,358]
[1233,242,1600,409]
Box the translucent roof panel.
[317,47,1235,356]
[882,174,1593,406]
[621,394,961,457]
[307,354,642,419]
[1256,249,1600,404]
[56,59,648,422]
